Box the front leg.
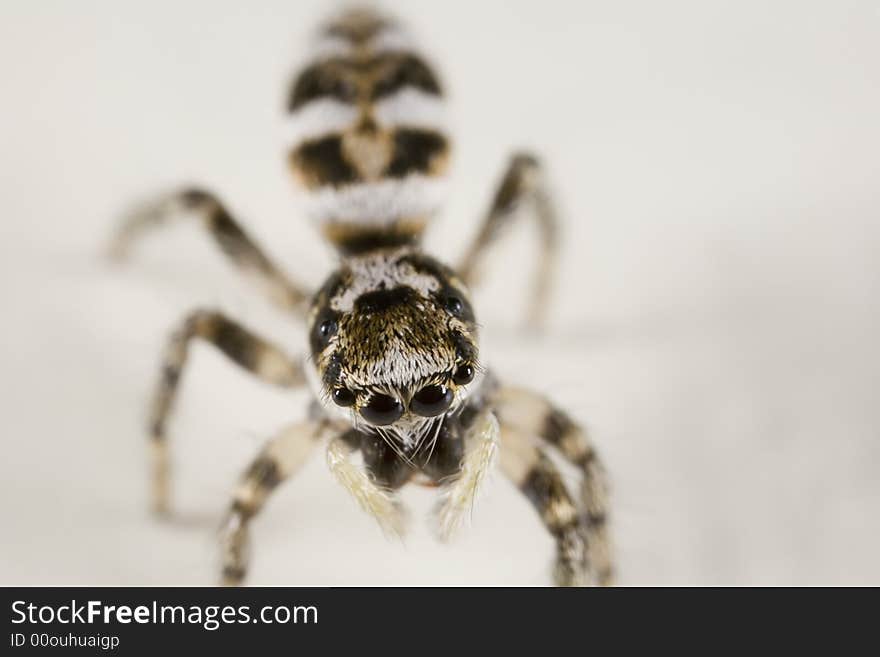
[220,419,336,585]
[458,153,559,328]
[150,309,305,515]
[498,424,589,586]
[495,386,613,586]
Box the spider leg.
[108,187,310,314]
[220,419,336,585]
[457,153,559,328]
[495,386,613,586]
[498,423,590,586]
[149,309,305,515]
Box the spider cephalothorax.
[112,6,612,587]
[307,249,478,446]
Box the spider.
[109,7,612,586]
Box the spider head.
[307,249,479,443]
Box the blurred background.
[1,0,878,585]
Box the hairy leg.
[219,419,335,585]
[150,309,305,515]
[457,153,559,327]
[109,187,310,314]
[498,423,589,586]
[325,433,407,538]
[495,386,612,586]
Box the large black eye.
[332,388,355,407]
[442,291,474,322]
[360,394,404,426]
[453,364,474,385]
[445,296,463,315]
[411,385,453,417]
[310,309,340,354]
[319,319,337,339]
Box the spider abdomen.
[285,8,450,255]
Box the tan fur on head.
[335,292,463,393]
[309,249,480,435]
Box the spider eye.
[310,309,340,354]
[332,388,355,407]
[360,394,404,426]
[411,385,453,417]
[445,296,463,315]
[453,364,474,385]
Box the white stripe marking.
[304,175,449,224]
[284,98,359,146]
[330,248,441,313]
[374,88,447,132]
[285,87,446,148]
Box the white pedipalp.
[326,437,407,538]
[433,409,500,541]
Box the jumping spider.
[110,7,612,586]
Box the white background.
[1,0,878,585]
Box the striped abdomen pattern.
[286,9,450,254]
